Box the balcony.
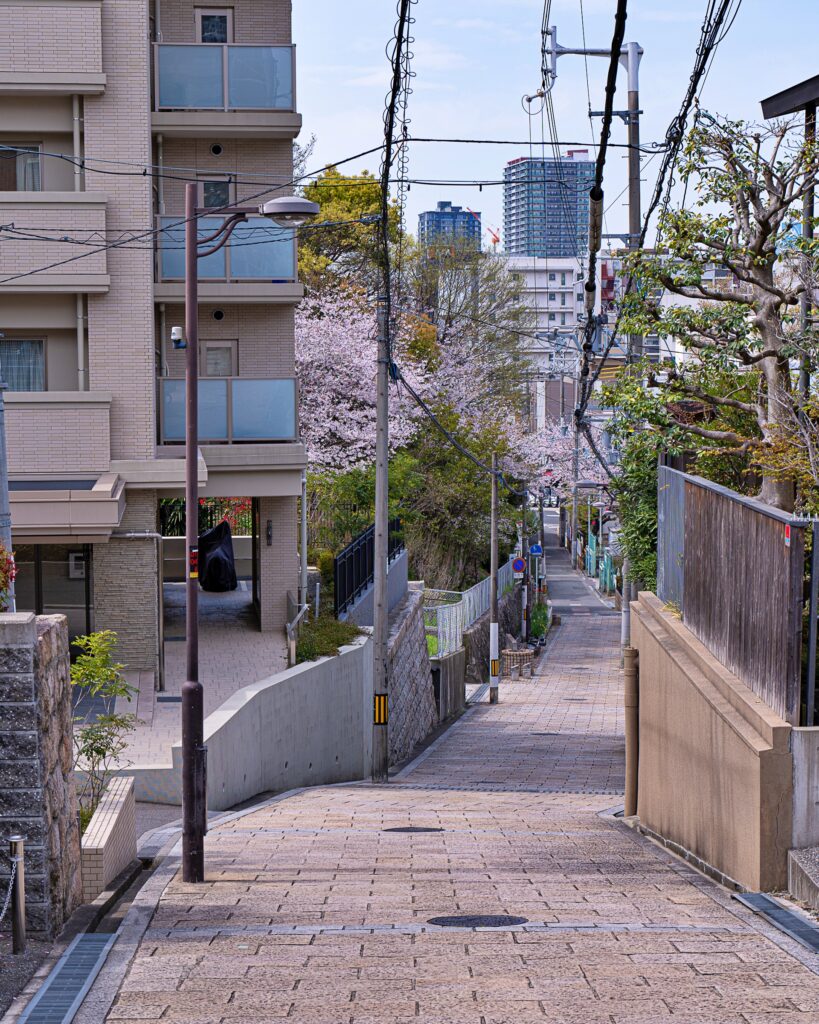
[0,3,105,95]
[158,377,298,445]
[0,192,110,293]
[151,43,301,138]
[154,216,301,303]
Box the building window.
[15,545,92,646]
[549,313,556,322]
[200,179,232,209]
[561,273,566,285]
[196,7,233,43]
[0,339,45,391]
[548,293,556,301]
[548,273,556,281]
[561,293,566,306]
[561,313,567,325]
[201,340,236,377]
[0,145,42,191]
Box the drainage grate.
[733,893,819,953]
[532,732,559,736]
[384,826,444,834]
[19,933,117,1024]
[427,914,528,928]
[156,694,182,703]
[564,698,588,703]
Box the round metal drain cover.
[427,914,528,928]
[384,826,444,833]
[564,698,588,702]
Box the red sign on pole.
[785,524,791,549]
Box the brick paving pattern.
[102,527,819,1023]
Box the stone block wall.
[388,590,438,765]
[463,586,521,687]
[0,614,81,936]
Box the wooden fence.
[657,466,806,726]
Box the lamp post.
[180,187,318,884]
[0,364,15,613]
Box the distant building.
[418,201,481,251]
[503,150,594,258]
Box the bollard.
[623,649,639,818]
[9,835,26,955]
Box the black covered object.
[198,519,238,592]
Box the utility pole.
[521,487,529,641]
[489,453,500,704]
[0,366,15,612]
[801,104,816,397]
[372,295,390,780]
[571,422,580,568]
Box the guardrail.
[423,558,515,658]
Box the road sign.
[529,543,542,556]
[512,557,526,574]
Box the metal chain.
[0,859,16,925]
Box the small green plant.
[296,616,361,663]
[71,631,138,830]
[529,602,551,640]
[426,633,439,658]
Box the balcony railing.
[154,43,294,111]
[158,377,298,444]
[157,217,296,282]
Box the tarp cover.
[198,519,238,592]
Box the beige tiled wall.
[157,0,292,45]
[84,0,156,461]
[0,3,102,73]
[259,495,297,631]
[81,775,137,903]
[0,204,108,279]
[6,401,111,476]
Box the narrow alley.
[87,530,819,1023]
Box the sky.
[292,0,819,249]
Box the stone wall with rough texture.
[388,591,438,765]
[463,587,522,687]
[0,614,81,936]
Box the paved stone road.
[100,532,819,1023]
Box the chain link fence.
[423,558,515,657]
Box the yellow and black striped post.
[373,692,388,726]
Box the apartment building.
[0,0,306,679]
[417,201,481,252]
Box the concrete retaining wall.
[81,775,136,902]
[0,614,81,936]
[791,727,819,849]
[345,548,409,627]
[431,648,467,722]
[631,592,793,891]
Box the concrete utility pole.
[0,366,15,612]
[543,27,643,358]
[372,296,390,781]
[489,453,500,704]
[521,487,529,641]
[801,106,816,398]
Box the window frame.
[198,176,234,211]
[195,7,234,44]
[0,337,46,391]
[200,339,237,377]
[0,142,43,192]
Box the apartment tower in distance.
[418,201,481,252]
[503,149,594,258]
[0,1,307,681]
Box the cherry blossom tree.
[508,421,606,494]
[295,287,422,472]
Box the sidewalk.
[86,527,819,1023]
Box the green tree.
[621,112,819,510]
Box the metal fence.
[423,558,515,657]
[333,519,403,618]
[159,498,253,537]
[656,466,807,725]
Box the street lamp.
[180,184,317,884]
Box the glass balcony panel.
[158,217,227,280]
[231,379,297,440]
[157,45,224,110]
[228,219,295,280]
[227,46,293,110]
[160,379,228,442]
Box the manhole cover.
[427,914,528,928]
[532,732,558,736]
[564,698,588,703]
[384,826,444,833]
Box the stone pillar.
[94,490,159,672]
[0,614,81,936]
[259,495,298,633]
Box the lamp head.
[259,196,320,228]
[171,326,186,350]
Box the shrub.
[71,631,138,829]
[296,616,361,663]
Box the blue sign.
[529,544,543,555]
[512,557,526,573]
